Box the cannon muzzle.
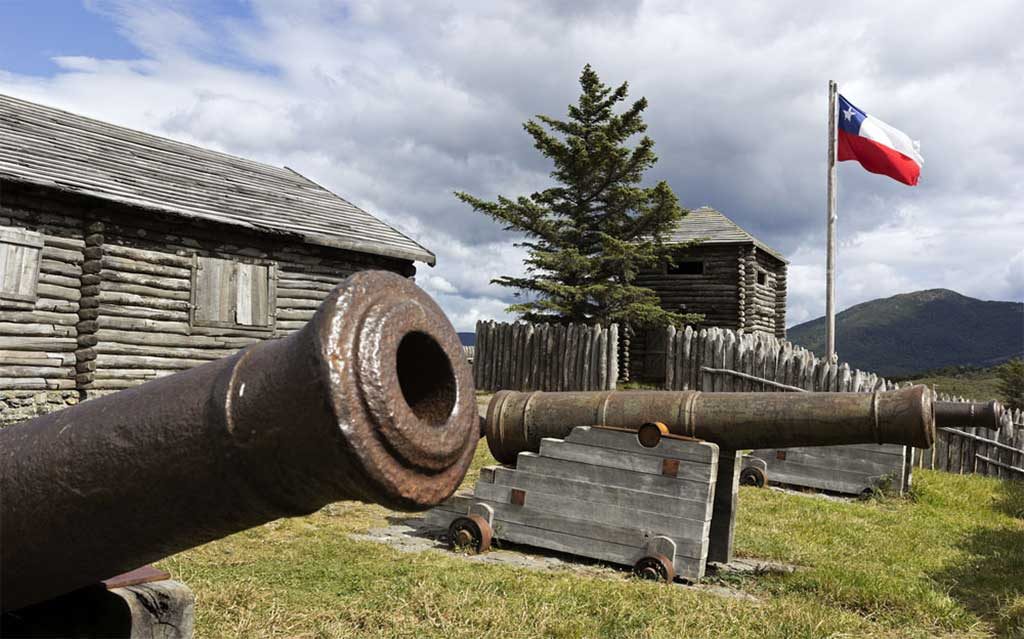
[935,400,1004,430]
[0,270,478,613]
[484,386,940,465]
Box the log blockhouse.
[633,207,788,382]
[0,93,434,425]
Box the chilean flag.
[837,94,923,186]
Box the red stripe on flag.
[837,130,920,186]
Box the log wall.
[630,243,787,382]
[0,182,415,421]
[0,189,84,423]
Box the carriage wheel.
[740,466,767,488]
[632,554,676,582]
[447,515,492,554]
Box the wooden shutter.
[0,227,44,303]
[235,263,271,327]
[193,257,235,325]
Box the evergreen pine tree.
[456,64,699,326]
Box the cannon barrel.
[935,400,1004,430]
[484,386,943,465]
[0,271,478,613]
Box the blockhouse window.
[757,271,767,285]
[0,226,44,305]
[667,260,704,275]
[192,256,275,329]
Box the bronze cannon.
[437,386,1004,576]
[0,270,479,613]
[483,387,1003,464]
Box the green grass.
[909,367,1003,401]
[160,443,1024,638]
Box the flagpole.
[826,80,838,363]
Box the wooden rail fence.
[473,321,618,392]
[474,319,1021,480]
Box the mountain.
[458,332,476,347]
[786,289,1023,377]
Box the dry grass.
[160,443,1024,638]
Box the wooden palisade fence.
[473,321,618,392]
[658,325,1024,481]
[921,399,1023,479]
[473,319,1022,481]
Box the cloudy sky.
[2,0,1021,331]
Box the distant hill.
[458,332,476,346]
[786,289,1023,377]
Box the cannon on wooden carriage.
[0,271,478,635]
[432,387,1002,582]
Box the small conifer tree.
[456,64,699,326]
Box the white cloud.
[2,0,1021,332]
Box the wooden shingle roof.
[667,207,787,263]
[0,93,435,265]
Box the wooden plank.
[100,269,190,292]
[100,255,191,279]
[0,350,70,367]
[563,324,577,391]
[564,426,718,464]
[708,450,740,564]
[0,322,75,337]
[934,429,949,472]
[40,245,83,265]
[103,243,192,268]
[97,304,189,322]
[0,337,77,352]
[490,466,714,522]
[472,320,483,389]
[0,365,74,378]
[95,354,208,370]
[39,258,82,278]
[96,342,238,359]
[754,447,904,476]
[0,226,44,248]
[473,481,710,541]
[98,316,191,335]
[534,440,717,485]
[484,509,706,580]
[0,310,77,325]
[236,263,254,326]
[98,291,191,312]
[516,452,715,502]
[479,321,492,391]
[194,256,230,324]
[765,464,875,495]
[664,326,676,390]
[105,281,188,301]
[607,324,618,390]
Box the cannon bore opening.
[396,331,456,426]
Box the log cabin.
[0,93,434,425]
[631,207,788,382]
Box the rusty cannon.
[0,270,479,615]
[429,386,1002,583]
